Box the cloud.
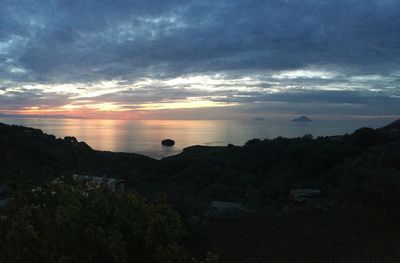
[0,0,399,118]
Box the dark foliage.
[1,120,400,262]
[0,177,218,263]
[0,123,157,186]
[1,121,400,216]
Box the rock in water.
[161,139,175,146]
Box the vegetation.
[0,177,217,263]
[156,123,400,216]
[0,123,156,186]
[1,120,400,262]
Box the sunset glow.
[0,1,399,120]
[1,2,400,261]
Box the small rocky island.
[292,116,312,122]
[161,139,175,146]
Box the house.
[72,175,125,193]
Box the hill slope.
[0,123,157,185]
[2,120,400,262]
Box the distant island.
[292,116,312,122]
[253,117,265,121]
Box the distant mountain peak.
[292,116,312,122]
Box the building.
[72,175,125,193]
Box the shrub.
[0,177,215,263]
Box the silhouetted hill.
[381,119,400,129]
[1,120,400,203]
[0,123,156,185]
[379,119,400,139]
[2,120,400,262]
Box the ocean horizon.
[0,117,395,159]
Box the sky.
[0,0,399,120]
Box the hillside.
[0,123,157,185]
[1,120,400,211]
[1,120,400,262]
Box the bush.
[0,177,216,263]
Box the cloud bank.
[0,0,399,119]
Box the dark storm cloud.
[1,0,399,82]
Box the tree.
[64,136,78,143]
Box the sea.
[0,117,395,159]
